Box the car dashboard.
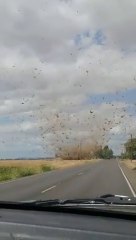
[0,208,135,240]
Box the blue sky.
[87,88,136,105]
[74,29,106,49]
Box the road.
[0,159,133,201]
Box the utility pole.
[78,141,81,160]
[130,134,133,162]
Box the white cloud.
[0,0,135,157]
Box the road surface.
[0,159,133,201]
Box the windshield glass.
[0,0,135,204]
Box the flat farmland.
[0,159,97,182]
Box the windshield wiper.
[0,195,136,209]
[0,195,136,220]
[29,194,136,207]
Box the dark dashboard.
[0,208,135,240]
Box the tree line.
[95,145,113,159]
[56,144,113,160]
[121,137,136,160]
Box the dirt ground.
[122,159,136,170]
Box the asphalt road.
[0,159,133,201]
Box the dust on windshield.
[0,0,135,201]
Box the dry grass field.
[122,159,136,170]
[0,159,98,182]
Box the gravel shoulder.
[120,160,136,194]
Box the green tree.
[95,145,113,159]
[124,138,136,160]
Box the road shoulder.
[120,160,136,195]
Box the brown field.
[122,160,136,170]
[0,159,100,182]
[0,158,98,170]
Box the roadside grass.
[122,159,136,170]
[0,164,53,182]
[0,159,99,182]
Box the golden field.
[0,159,97,168]
[0,159,99,182]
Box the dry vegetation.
[0,142,104,183]
[0,158,98,182]
[56,144,102,160]
[0,142,102,182]
[122,159,136,170]
[46,159,99,169]
[0,159,54,171]
[0,160,52,182]
[0,159,96,169]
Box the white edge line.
[118,161,136,197]
[41,185,56,194]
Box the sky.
[0,0,136,158]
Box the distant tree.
[101,145,113,159]
[94,145,113,159]
[124,138,136,160]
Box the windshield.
[0,0,135,205]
